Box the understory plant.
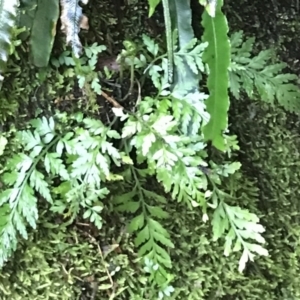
[0,15,264,286]
[1,0,300,299]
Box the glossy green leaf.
[201,0,230,150]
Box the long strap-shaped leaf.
[0,0,19,84]
[18,0,38,41]
[161,0,173,82]
[148,0,176,83]
[30,0,59,67]
[202,0,230,151]
[169,0,199,90]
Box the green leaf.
[44,152,69,180]
[0,181,38,267]
[147,205,169,219]
[92,205,103,213]
[169,0,200,92]
[83,209,92,219]
[128,214,145,232]
[30,116,55,136]
[142,34,159,56]
[229,31,300,112]
[0,0,18,79]
[17,0,38,40]
[117,201,140,213]
[142,133,156,156]
[135,225,150,247]
[147,0,161,17]
[101,141,120,159]
[106,129,121,139]
[29,169,52,203]
[212,201,268,272]
[202,0,230,150]
[122,119,138,138]
[113,190,136,205]
[30,0,59,67]
[20,130,42,151]
[95,153,109,176]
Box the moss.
[1,0,300,299]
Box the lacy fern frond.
[212,201,268,273]
[230,30,300,112]
[139,34,209,135]
[50,115,121,227]
[121,93,209,210]
[119,82,267,273]
[113,31,268,274]
[0,114,122,266]
[207,164,268,273]
[113,169,174,283]
[174,38,207,77]
[0,117,58,266]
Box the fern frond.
[0,115,122,265]
[212,201,268,272]
[229,31,300,112]
[0,161,40,266]
[114,180,174,271]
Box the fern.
[169,0,199,90]
[230,30,300,112]
[0,26,273,282]
[50,115,122,225]
[212,201,268,272]
[119,89,267,273]
[138,35,210,135]
[120,86,209,206]
[114,42,212,280]
[115,176,173,265]
[115,33,268,273]
[113,167,174,293]
[0,117,58,265]
[0,114,123,266]
[174,38,207,77]
[203,161,268,272]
